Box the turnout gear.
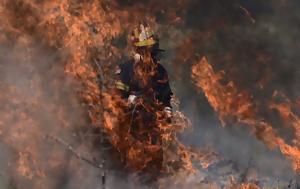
[113,23,173,180]
[115,23,172,108]
[115,60,173,108]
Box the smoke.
[158,0,300,186]
[0,37,104,188]
[0,0,299,188]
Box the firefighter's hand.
[133,53,142,62]
[164,107,172,118]
[128,95,137,105]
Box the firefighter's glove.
[128,95,137,105]
[134,53,142,62]
[164,107,172,118]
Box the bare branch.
[45,134,102,169]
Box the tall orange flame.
[192,56,300,172]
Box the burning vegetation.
[192,56,300,173]
[0,0,299,188]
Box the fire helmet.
[131,24,157,47]
[131,24,165,54]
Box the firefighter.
[115,23,173,117]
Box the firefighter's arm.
[157,64,173,118]
[162,79,173,118]
[114,65,130,98]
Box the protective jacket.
[115,59,173,107]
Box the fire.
[269,91,300,147]
[17,149,46,180]
[100,89,197,175]
[192,56,300,172]
[0,0,298,188]
[191,57,254,126]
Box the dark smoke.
[0,0,299,188]
[158,0,300,186]
[110,0,300,186]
